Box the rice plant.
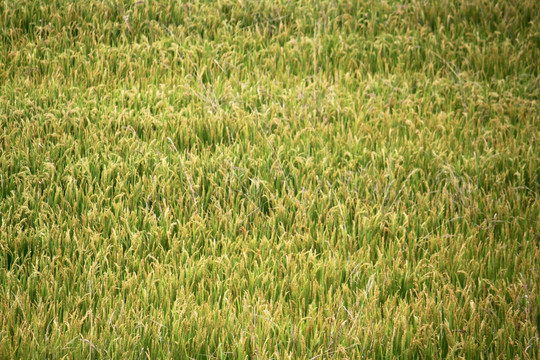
[0,0,539,358]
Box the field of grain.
[1,0,539,358]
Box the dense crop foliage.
[1,0,539,358]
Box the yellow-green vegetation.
[1,0,539,358]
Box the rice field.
[0,0,539,358]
